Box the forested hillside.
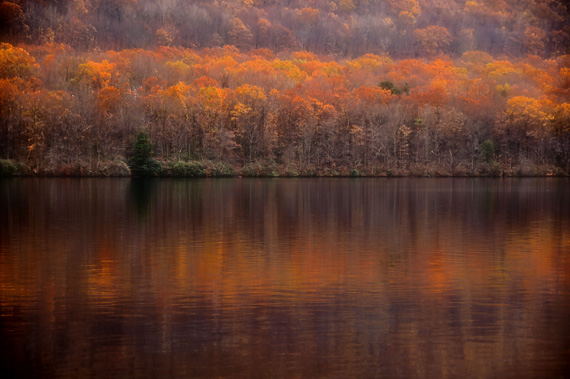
[3,0,570,57]
[1,0,569,176]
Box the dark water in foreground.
[0,178,569,378]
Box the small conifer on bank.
[127,130,161,177]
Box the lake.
[1,178,569,378]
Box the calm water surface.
[1,178,569,378]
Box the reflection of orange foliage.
[87,259,117,298]
[504,226,566,287]
[1,183,569,322]
[425,250,452,293]
[87,242,119,292]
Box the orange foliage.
[192,76,219,88]
[97,86,122,113]
[353,86,392,104]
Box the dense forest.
[0,0,569,176]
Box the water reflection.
[128,178,157,221]
[0,178,569,378]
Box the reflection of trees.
[128,178,155,221]
[0,178,569,377]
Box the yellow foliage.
[345,60,361,71]
[231,102,252,120]
[323,62,342,77]
[198,86,227,111]
[234,84,266,103]
[74,59,116,89]
[485,60,521,80]
[165,60,191,75]
[349,54,391,71]
[495,83,511,96]
[0,43,40,79]
[505,96,553,126]
[272,60,307,83]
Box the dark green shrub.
[169,161,206,177]
[283,168,300,177]
[262,161,279,177]
[379,80,409,95]
[241,163,260,177]
[132,159,161,177]
[241,161,278,177]
[210,162,235,177]
[0,159,17,176]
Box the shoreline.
[1,159,567,178]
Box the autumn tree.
[227,18,253,49]
[230,84,269,162]
[503,96,554,164]
[0,43,39,79]
[413,26,452,56]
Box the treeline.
[1,42,569,176]
[1,0,569,58]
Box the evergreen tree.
[128,131,161,177]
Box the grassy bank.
[1,158,566,178]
